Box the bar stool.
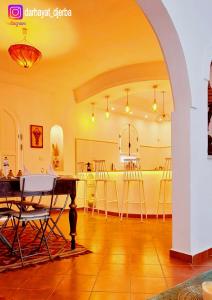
[121,159,147,222]
[76,162,89,213]
[92,160,119,219]
[157,157,172,221]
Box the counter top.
[78,169,167,173]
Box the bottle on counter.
[87,162,91,172]
[16,170,22,177]
[3,157,9,177]
[111,163,116,171]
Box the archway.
[137,0,192,256]
[50,125,64,172]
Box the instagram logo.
[8,5,23,20]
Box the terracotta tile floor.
[0,211,212,300]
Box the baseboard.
[76,207,172,219]
[170,248,211,264]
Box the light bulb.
[144,114,148,119]
[111,107,115,111]
[152,101,157,112]
[91,113,95,122]
[125,105,130,113]
[105,111,110,119]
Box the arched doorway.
[0,108,21,174]
[137,0,192,256]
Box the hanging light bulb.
[157,91,170,122]
[152,85,158,112]
[105,95,110,119]
[91,102,95,122]
[125,88,130,113]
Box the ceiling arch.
[74,61,168,102]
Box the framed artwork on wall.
[208,81,212,155]
[30,125,43,148]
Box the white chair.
[10,174,57,266]
[157,157,172,221]
[92,160,119,219]
[121,159,147,222]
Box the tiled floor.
[0,211,212,299]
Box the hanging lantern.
[8,28,42,69]
[8,44,41,68]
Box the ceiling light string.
[158,90,170,122]
[152,84,158,112]
[162,91,165,118]
[125,88,130,113]
[91,102,95,122]
[105,95,110,119]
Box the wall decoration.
[50,125,64,171]
[208,82,212,155]
[30,125,43,148]
[119,123,139,157]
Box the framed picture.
[208,81,212,155]
[30,125,43,148]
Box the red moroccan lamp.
[8,28,42,68]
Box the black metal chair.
[10,174,57,266]
[32,193,69,242]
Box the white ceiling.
[0,0,164,93]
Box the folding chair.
[10,174,57,266]
[31,193,69,242]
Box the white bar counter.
[76,170,172,216]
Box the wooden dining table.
[0,176,78,249]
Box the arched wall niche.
[50,125,64,172]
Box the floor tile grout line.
[45,274,67,300]
[88,250,106,299]
[152,220,169,288]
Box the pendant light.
[105,95,110,119]
[152,85,158,112]
[158,91,170,122]
[125,88,130,113]
[8,28,41,68]
[91,102,95,123]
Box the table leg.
[69,195,77,250]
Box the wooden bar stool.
[76,162,89,213]
[92,160,119,219]
[121,159,147,222]
[157,157,172,221]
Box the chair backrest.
[162,157,172,180]
[19,175,57,215]
[94,160,109,180]
[20,175,56,193]
[124,158,143,180]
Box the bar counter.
[76,170,172,215]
